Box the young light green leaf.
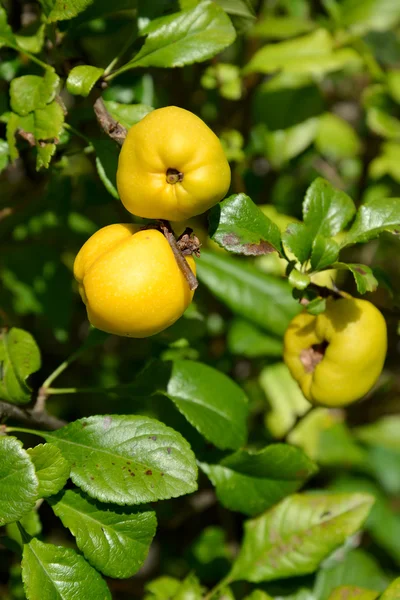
[121,1,236,70]
[288,269,311,290]
[10,70,60,116]
[22,538,111,600]
[367,108,400,140]
[251,16,314,39]
[209,193,282,256]
[339,0,400,35]
[48,489,156,578]
[144,576,181,599]
[342,197,400,246]
[199,444,317,516]
[0,437,38,526]
[244,592,273,600]
[0,328,41,405]
[311,236,340,271]
[244,29,360,76]
[15,24,46,54]
[103,101,153,129]
[228,319,283,358]
[0,7,15,48]
[27,443,70,498]
[66,65,104,97]
[369,142,400,183]
[353,415,400,451]
[121,359,248,451]
[229,492,374,583]
[196,250,300,336]
[381,578,400,600]
[303,178,356,238]
[0,139,9,173]
[327,587,379,600]
[315,113,361,160]
[42,415,198,505]
[260,362,311,438]
[332,263,378,294]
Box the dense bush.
[1,1,400,599]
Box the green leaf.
[331,476,400,566]
[144,576,181,599]
[251,16,315,39]
[214,0,255,33]
[367,107,400,140]
[227,319,283,358]
[313,549,389,600]
[123,359,248,451]
[318,423,367,468]
[244,592,273,600]
[66,65,104,97]
[381,579,400,600]
[0,437,39,526]
[264,117,319,167]
[196,250,301,337]
[199,444,317,516]
[260,362,311,438]
[306,297,327,315]
[121,1,236,70]
[22,538,111,599]
[0,7,16,48]
[342,197,400,245]
[48,489,156,578]
[282,223,314,264]
[209,193,282,256]
[92,138,119,199]
[38,0,95,22]
[315,113,361,160]
[327,587,379,600]
[229,492,374,583]
[103,101,153,129]
[387,71,400,104]
[10,70,60,116]
[339,0,400,35]
[332,263,378,294]
[369,142,400,183]
[311,236,340,271]
[42,415,198,505]
[0,327,41,405]
[244,29,360,76]
[303,178,356,238]
[354,416,400,451]
[0,138,9,173]
[27,443,70,498]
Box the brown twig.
[0,400,66,430]
[93,97,127,146]
[158,221,199,291]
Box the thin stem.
[6,426,45,437]
[103,30,138,77]
[0,402,66,430]
[42,343,92,390]
[159,221,199,291]
[10,43,51,71]
[46,386,108,395]
[64,122,91,145]
[203,576,233,600]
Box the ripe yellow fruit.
[116,106,231,221]
[283,297,387,407]
[73,224,196,338]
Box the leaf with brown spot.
[209,193,282,256]
[229,492,374,583]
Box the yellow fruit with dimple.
[116,106,231,221]
[283,297,387,407]
[73,224,196,338]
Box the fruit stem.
[158,221,199,291]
